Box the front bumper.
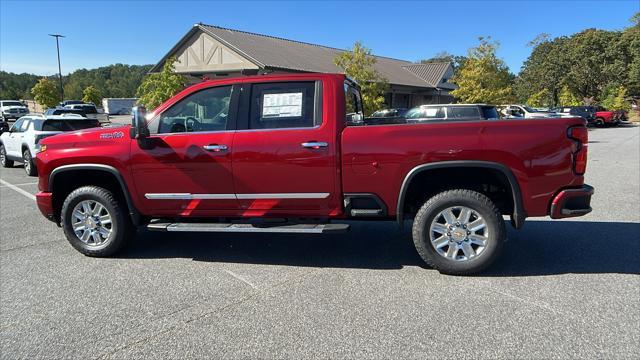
[36,191,56,222]
[550,184,594,219]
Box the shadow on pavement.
[122,220,640,276]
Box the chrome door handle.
[203,144,228,152]
[301,141,328,149]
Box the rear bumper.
[550,184,594,219]
[36,191,56,222]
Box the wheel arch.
[49,164,141,225]
[396,161,526,228]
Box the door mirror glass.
[131,106,149,139]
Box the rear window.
[480,106,499,119]
[42,119,100,131]
[448,106,480,119]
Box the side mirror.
[130,106,149,139]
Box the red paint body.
[595,110,616,124]
[35,73,591,224]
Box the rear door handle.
[203,144,228,152]
[301,141,328,149]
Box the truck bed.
[341,117,587,218]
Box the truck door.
[5,118,26,157]
[130,84,239,215]
[231,79,341,216]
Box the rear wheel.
[595,117,605,127]
[23,149,37,176]
[61,186,134,257]
[0,144,13,168]
[412,189,506,275]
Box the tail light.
[568,126,588,175]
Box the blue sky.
[1,0,637,75]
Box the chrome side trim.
[236,193,330,199]
[144,193,236,200]
[144,193,330,200]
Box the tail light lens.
[568,126,588,175]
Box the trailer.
[102,98,138,115]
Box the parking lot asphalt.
[1,124,639,359]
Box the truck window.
[155,86,232,134]
[248,82,318,129]
[344,81,363,124]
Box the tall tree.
[82,85,102,105]
[450,37,515,104]
[558,86,581,106]
[31,78,60,108]
[602,86,631,111]
[334,41,388,115]
[135,57,186,110]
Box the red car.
[32,73,593,275]
[594,107,622,126]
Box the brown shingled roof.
[154,23,454,89]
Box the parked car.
[594,107,622,127]
[366,108,409,124]
[64,104,109,123]
[0,114,101,176]
[34,73,593,275]
[552,106,597,125]
[58,100,86,107]
[498,104,556,119]
[405,104,500,122]
[44,108,86,117]
[0,100,29,121]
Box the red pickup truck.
[31,73,593,275]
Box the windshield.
[2,101,23,107]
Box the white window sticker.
[262,92,303,118]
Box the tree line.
[1,64,152,106]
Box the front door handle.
[203,144,228,152]
[301,141,328,149]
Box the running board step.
[147,222,350,234]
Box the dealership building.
[151,23,456,108]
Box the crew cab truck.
[34,73,594,275]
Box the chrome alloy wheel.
[71,200,113,246]
[429,206,488,261]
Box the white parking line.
[0,179,36,201]
[223,270,257,290]
[0,181,38,188]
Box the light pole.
[48,34,65,102]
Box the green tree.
[82,85,102,105]
[450,37,515,104]
[136,57,186,110]
[558,86,581,106]
[602,86,631,111]
[31,78,60,108]
[527,88,551,107]
[334,41,388,115]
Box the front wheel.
[23,149,37,176]
[61,186,134,257]
[0,144,14,168]
[412,189,506,275]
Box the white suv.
[0,114,101,176]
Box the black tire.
[22,149,37,176]
[412,189,506,275]
[595,118,605,127]
[61,186,134,257]
[0,144,13,168]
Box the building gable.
[156,29,259,74]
